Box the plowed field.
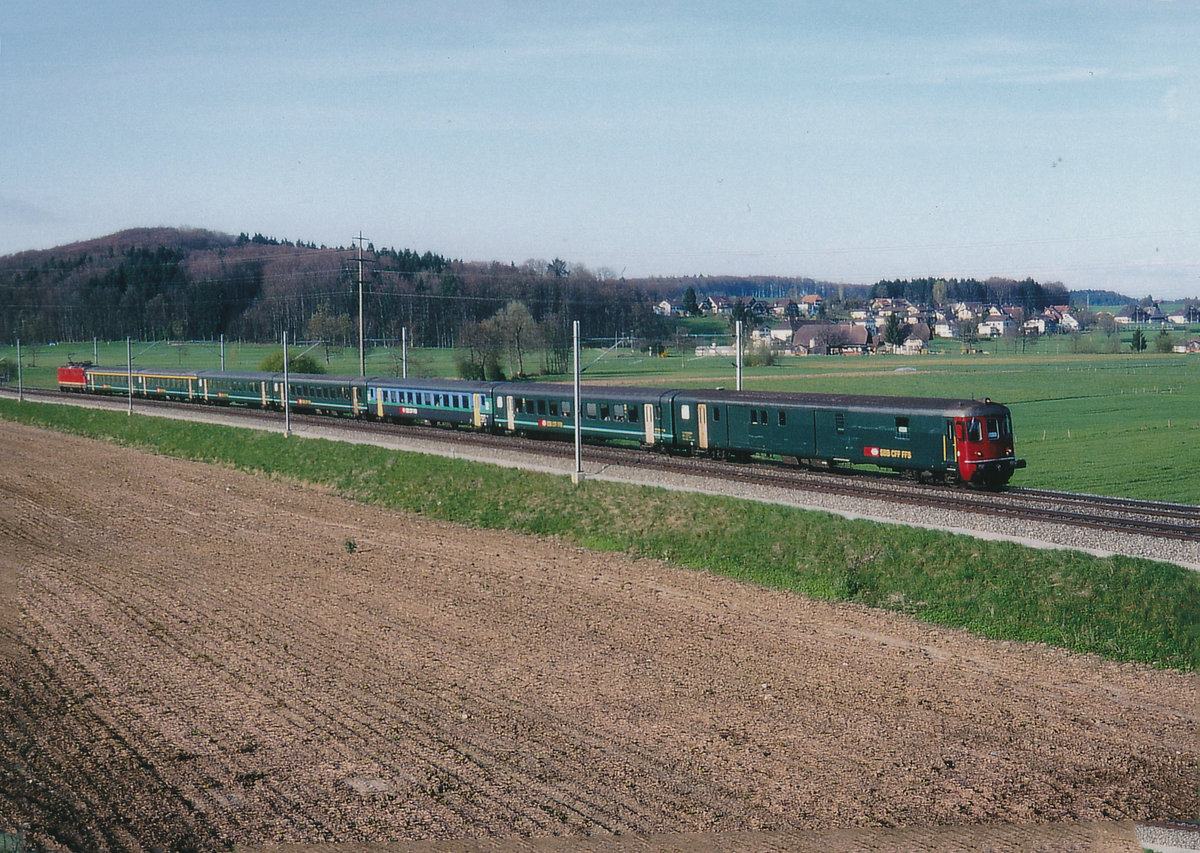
[0,422,1193,851]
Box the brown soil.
[0,422,1193,852]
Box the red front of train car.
[954,405,1025,488]
[57,364,88,390]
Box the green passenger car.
[491,382,677,447]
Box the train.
[57,362,1025,488]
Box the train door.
[698,404,710,450]
[944,419,956,466]
[643,403,655,445]
[506,395,516,431]
[473,393,484,428]
[352,386,360,416]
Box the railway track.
[8,385,1199,544]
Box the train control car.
[671,390,1023,487]
[492,382,677,447]
[366,377,494,428]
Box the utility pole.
[354,232,367,376]
[401,327,408,379]
[283,330,291,437]
[126,337,133,415]
[16,339,22,402]
[572,320,583,484]
[736,320,743,391]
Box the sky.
[2,1,1198,299]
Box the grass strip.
[4,397,1197,672]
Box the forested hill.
[0,228,684,348]
[2,227,1084,353]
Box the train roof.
[85,365,201,377]
[492,381,675,403]
[366,376,496,392]
[672,388,1011,417]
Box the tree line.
[0,230,670,370]
[870,277,1070,312]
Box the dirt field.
[0,422,1193,852]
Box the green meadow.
[4,336,1197,502]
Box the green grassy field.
[2,397,1196,672]
[4,337,1197,502]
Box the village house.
[799,293,824,316]
[979,307,1015,338]
[765,298,797,318]
[933,317,959,338]
[791,323,870,356]
[702,296,732,315]
[954,302,985,322]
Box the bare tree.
[305,303,354,363]
[493,301,540,377]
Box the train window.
[681,404,691,420]
[986,418,1000,440]
[586,402,598,418]
[711,408,719,422]
[549,401,559,416]
[761,410,768,425]
[629,406,638,423]
[778,411,787,427]
[895,417,910,437]
[562,401,571,417]
[750,410,758,425]
[600,404,610,420]
[537,400,546,415]
[967,419,982,442]
[613,404,625,422]
[835,413,845,433]
[496,396,505,409]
